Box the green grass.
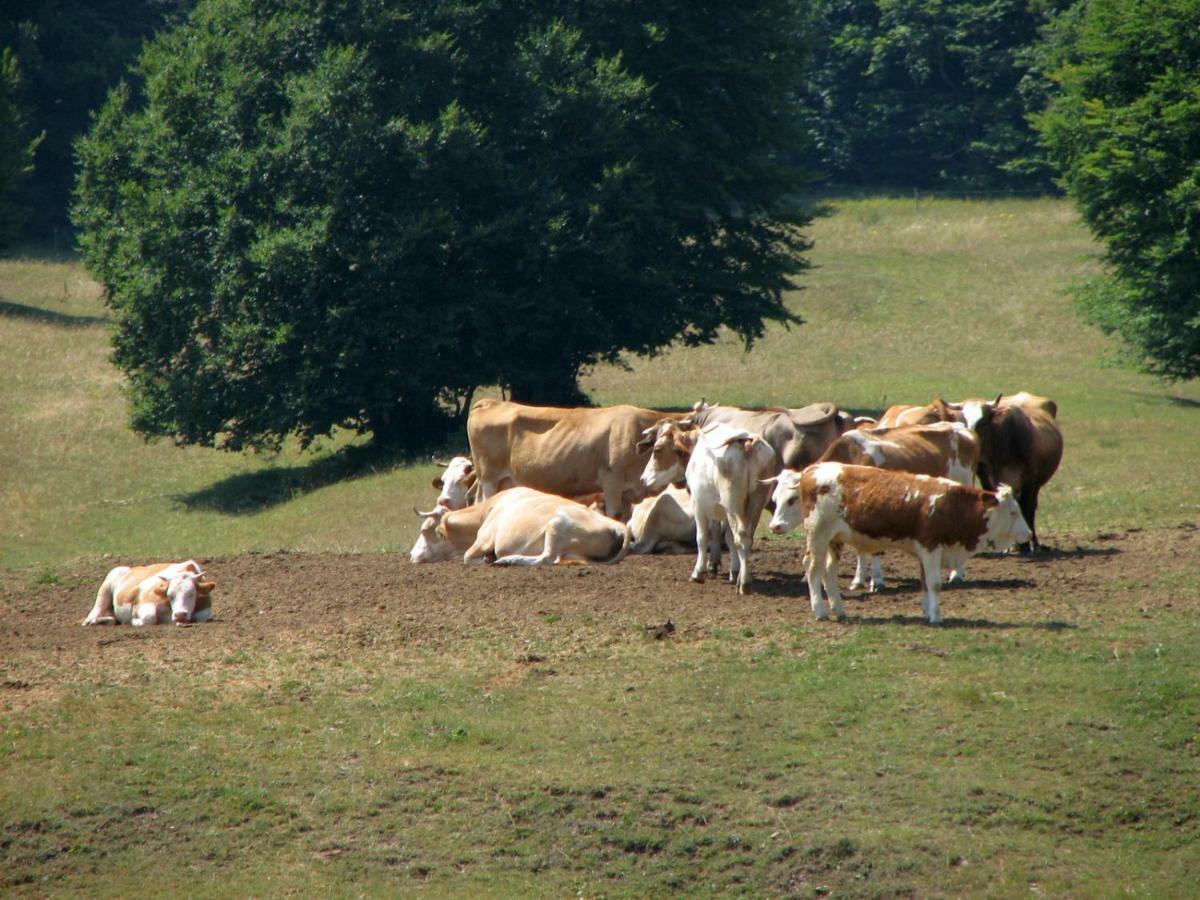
[4,197,1196,571]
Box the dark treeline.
[4,0,1070,247]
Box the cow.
[466,399,684,520]
[628,484,696,554]
[409,486,631,566]
[431,456,477,509]
[956,394,1063,554]
[688,401,853,471]
[817,420,981,590]
[767,463,1031,623]
[82,560,216,626]
[875,397,959,429]
[640,420,777,594]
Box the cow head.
[156,566,214,624]
[410,506,457,564]
[639,421,697,493]
[980,484,1032,551]
[432,456,476,510]
[764,468,805,534]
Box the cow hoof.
[848,579,865,591]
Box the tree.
[1035,0,1200,381]
[0,1,193,242]
[0,48,41,250]
[74,0,813,451]
[797,0,1072,190]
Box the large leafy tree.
[1035,0,1200,381]
[75,0,812,451]
[798,0,1072,189]
[0,48,41,249]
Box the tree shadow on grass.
[178,442,427,515]
[0,298,109,327]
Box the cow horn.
[414,506,443,518]
[433,458,452,467]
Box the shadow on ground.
[0,298,108,327]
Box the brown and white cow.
[956,394,1062,553]
[767,464,1031,623]
[466,399,684,520]
[641,420,776,594]
[82,560,216,626]
[409,486,631,566]
[431,456,477,510]
[817,421,981,589]
[875,397,959,429]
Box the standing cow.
[466,399,682,520]
[688,401,852,470]
[767,464,1031,623]
[640,420,777,594]
[957,394,1062,553]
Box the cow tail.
[598,522,633,565]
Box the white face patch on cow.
[410,509,455,563]
[960,401,986,430]
[767,469,805,534]
[434,457,476,510]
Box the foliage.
[1035,0,1200,381]
[74,0,813,451]
[0,47,42,250]
[0,1,193,242]
[798,0,1073,190]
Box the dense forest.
[2,0,1072,247]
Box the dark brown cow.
[958,395,1063,553]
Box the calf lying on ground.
[767,463,1031,623]
[82,560,216,626]
[410,486,631,566]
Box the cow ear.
[432,476,444,489]
[197,579,216,595]
[152,581,169,598]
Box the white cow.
[82,560,216,626]
[640,420,777,594]
[410,486,631,566]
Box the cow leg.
[825,545,847,619]
[709,522,725,575]
[1018,486,1040,555]
[81,571,126,628]
[495,517,569,566]
[918,548,944,624]
[945,547,969,584]
[805,537,830,619]
[849,553,885,592]
[731,520,753,595]
[131,601,161,626]
[691,516,711,584]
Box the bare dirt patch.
[2,525,1196,712]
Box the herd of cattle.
[79,391,1061,627]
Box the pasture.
[2,198,1199,895]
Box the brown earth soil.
[2,525,1196,712]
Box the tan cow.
[688,401,852,470]
[628,485,696,554]
[82,560,216,626]
[768,464,1031,623]
[875,397,959,428]
[409,486,631,566]
[466,399,683,520]
[816,421,981,588]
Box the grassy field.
[2,198,1199,896]
[2,197,1198,572]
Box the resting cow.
[409,486,631,566]
[817,421,980,589]
[628,484,696,554]
[640,420,777,594]
[82,560,216,626]
[957,394,1062,553]
[466,399,683,520]
[767,463,1031,624]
